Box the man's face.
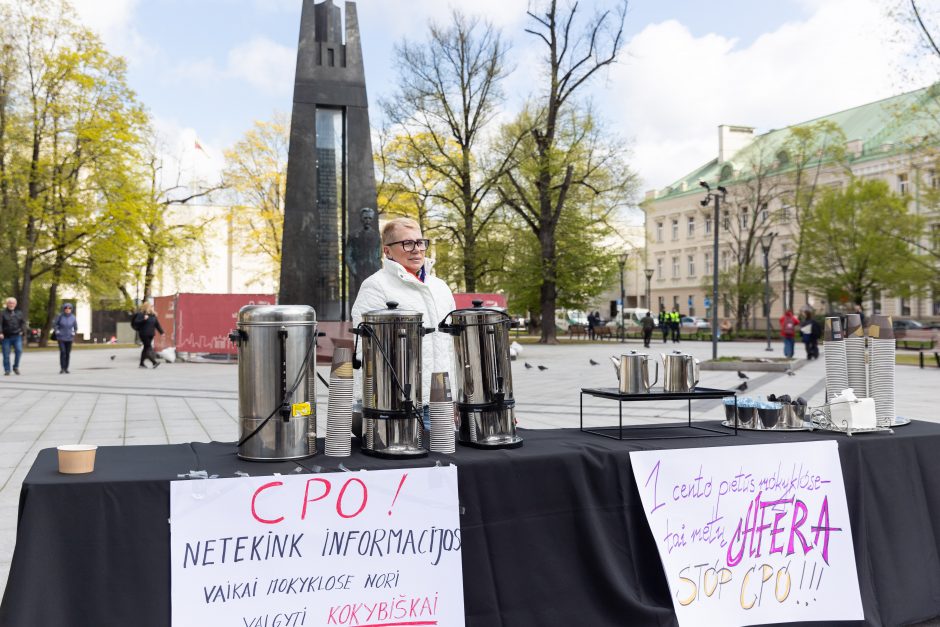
[361,210,375,230]
[5,299,14,310]
[383,226,425,274]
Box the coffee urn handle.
[278,327,291,421]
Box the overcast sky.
[67,0,940,197]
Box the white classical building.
[643,86,940,327]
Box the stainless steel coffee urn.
[439,300,523,449]
[354,302,432,459]
[229,305,318,461]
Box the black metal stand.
[579,386,738,440]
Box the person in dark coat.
[132,302,164,369]
[0,297,27,375]
[52,302,79,373]
[658,307,669,343]
[801,310,822,360]
[641,311,655,348]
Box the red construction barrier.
[153,293,275,355]
[453,293,508,309]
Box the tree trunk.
[538,227,557,344]
[41,281,58,348]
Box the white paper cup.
[57,444,97,474]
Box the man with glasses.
[351,217,456,430]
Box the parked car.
[892,318,939,342]
[554,309,588,332]
[607,308,655,329]
[681,316,709,330]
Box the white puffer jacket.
[351,258,457,405]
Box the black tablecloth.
[3,423,940,627]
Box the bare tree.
[382,10,512,291]
[497,0,627,343]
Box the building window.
[655,222,663,242]
[687,217,695,238]
[658,296,665,309]
[687,255,695,277]
[672,256,680,278]
[722,212,730,231]
[721,250,730,270]
[901,296,911,316]
[931,170,939,189]
[872,290,882,315]
[780,205,791,222]
[759,203,768,223]
[688,295,695,316]
[740,209,749,230]
[705,215,712,234]
[656,257,663,279]
[898,172,909,195]
[673,295,680,309]
[671,219,679,241]
[704,251,712,275]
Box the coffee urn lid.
[450,299,509,324]
[361,301,424,324]
[237,304,316,325]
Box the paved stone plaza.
[0,339,935,601]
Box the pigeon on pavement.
[736,381,748,392]
[110,355,116,360]
[537,365,548,371]
[524,362,533,369]
[737,370,749,379]
[589,359,599,365]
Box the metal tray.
[721,420,814,432]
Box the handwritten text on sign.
[629,441,862,626]
[170,466,464,627]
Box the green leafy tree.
[497,0,628,343]
[381,10,512,291]
[800,179,927,306]
[498,106,635,331]
[778,120,848,309]
[223,113,288,289]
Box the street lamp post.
[644,268,654,312]
[618,252,629,342]
[780,254,793,313]
[700,181,727,361]
[760,232,777,352]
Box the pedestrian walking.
[0,297,26,375]
[587,311,597,340]
[641,311,654,348]
[132,302,164,369]
[779,309,800,359]
[52,303,78,374]
[658,307,669,343]
[671,306,682,343]
[800,310,821,360]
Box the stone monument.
[278,0,379,321]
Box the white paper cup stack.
[429,372,456,453]
[363,371,374,450]
[824,317,849,402]
[843,314,868,399]
[868,315,895,428]
[325,348,354,457]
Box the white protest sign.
[170,466,464,627]
[629,441,863,626]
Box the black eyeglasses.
[384,239,430,252]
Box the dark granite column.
[279,0,379,321]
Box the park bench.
[567,324,588,340]
[594,326,613,340]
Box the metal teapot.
[609,351,658,394]
[661,351,700,393]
